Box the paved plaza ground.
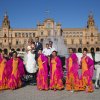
[0,86,100,100]
[0,70,100,100]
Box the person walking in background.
[66,48,80,92]
[49,51,64,91]
[37,49,48,90]
[0,50,8,90]
[7,51,25,90]
[79,49,94,92]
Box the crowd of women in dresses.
[0,37,95,93]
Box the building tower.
[2,12,11,52]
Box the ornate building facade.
[0,13,100,53]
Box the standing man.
[43,43,51,74]
[43,43,51,57]
[35,37,43,60]
[49,41,56,55]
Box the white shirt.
[42,48,51,56]
[49,47,56,54]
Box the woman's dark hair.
[52,50,58,55]
[12,51,17,55]
[32,42,35,45]
[0,50,3,53]
[83,48,88,52]
[0,49,2,53]
[69,48,74,52]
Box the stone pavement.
[0,86,100,100]
[0,70,100,100]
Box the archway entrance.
[91,47,94,53]
[16,48,20,51]
[0,48,2,53]
[22,48,25,52]
[11,48,15,51]
[3,48,8,54]
[83,48,88,51]
[96,47,99,52]
[73,48,76,53]
[78,48,82,53]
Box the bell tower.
[87,12,95,28]
[2,12,10,28]
[86,12,98,46]
[2,12,10,47]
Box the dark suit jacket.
[35,42,43,51]
[35,42,43,60]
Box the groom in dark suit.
[35,37,43,59]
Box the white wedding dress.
[24,50,37,73]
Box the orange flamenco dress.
[37,54,48,90]
[7,58,25,90]
[49,57,64,90]
[80,56,94,92]
[0,58,8,90]
[66,53,80,91]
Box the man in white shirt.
[49,41,56,54]
[42,43,51,56]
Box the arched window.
[91,33,94,37]
[15,33,17,37]
[40,38,44,43]
[78,48,82,53]
[83,48,88,51]
[19,33,21,37]
[71,39,74,44]
[41,31,43,35]
[22,48,25,51]
[5,40,6,43]
[87,42,89,44]
[91,47,94,53]
[96,47,99,51]
[16,48,20,51]
[16,40,18,45]
[26,33,28,37]
[24,39,27,44]
[4,34,7,38]
[33,33,35,37]
[22,33,25,37]
[29,33,32,37]
[48,30,51,36]
[3,48,8,54]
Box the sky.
[0,0,100,30]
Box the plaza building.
[0,13,100,53]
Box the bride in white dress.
[24,46,37,74]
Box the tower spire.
[45,10,50,18]
[87,11,95,28]
[89,11,93,17]
[2,11,10,28]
